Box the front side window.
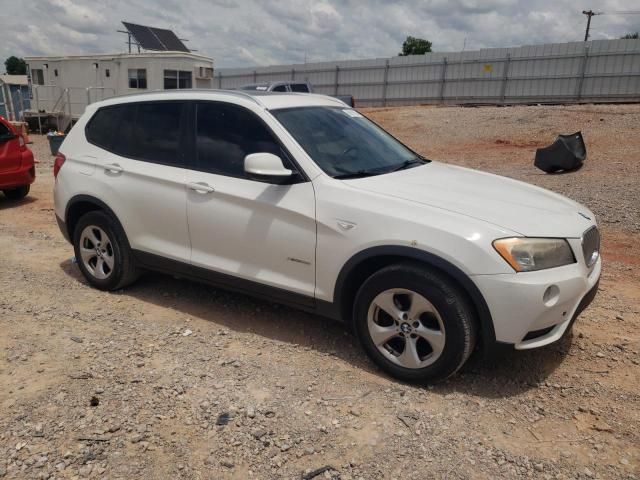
[272,107,425,178]
[128,69,147,89]
[271,84,288,92]
[164,70,192,89]
[195,102,286,179]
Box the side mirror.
[244,153,293,183]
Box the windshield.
[271,106,427,178]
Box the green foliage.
[4,56,27,75]
[399,36,433,56]
[621,32,639,39]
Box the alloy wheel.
[367,288,446,369]
[79,226,115,280]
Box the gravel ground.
[366,103,640,233]
[1,104,639,480]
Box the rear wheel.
[73,211,139,291]
[3,185,30,200]
[354,262,477,383]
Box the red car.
[0,116,35,200]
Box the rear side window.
[111,105,137,159]
[130,102,184,165]
[0,122,13,140]
[86,107,121,149]
[290,83,310,93]
[195,102,287,179]
[86,102,186,168]
[271,85,288,92]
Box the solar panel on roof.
[122,21,190,52]
[122,22,165,51]
[151,27,189,52]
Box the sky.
[1,0,638,72]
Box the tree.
[4,56,27,75]
[399,36,432,56]
[621,32,639,39]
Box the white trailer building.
[24,51,214,131]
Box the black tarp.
[534,131,587,173]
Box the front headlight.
[493,238,575,272]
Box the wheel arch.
[65,194,126,243]
[333,246,496,348]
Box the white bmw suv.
[53,90,601,382]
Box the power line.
[582,10,640,41]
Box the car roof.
[90,89,345,111]
[242,81,309,88]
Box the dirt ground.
[1,104,639,480]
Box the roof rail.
[211,89,264,106]
[90,88,264,106]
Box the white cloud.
[0,0,638,71]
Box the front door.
[185,101,316,303]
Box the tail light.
[53,152,66,178]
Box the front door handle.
[104,163,123,173]
[186,182,215,194]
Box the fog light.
[543,285,560,307]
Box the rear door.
[184,101,317,301]
[0,120,21,173]
[84,101,191,263]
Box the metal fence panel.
[216,39,640,106]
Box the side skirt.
[132,250,342,321]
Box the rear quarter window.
[85,106,122,150]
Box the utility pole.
[582,10,597,41]
[581,9,640,42]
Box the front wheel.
[73,211,139,291]
[354,262,477,383]
[3,185,30,200]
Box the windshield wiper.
[333,169,383,179]
[387,158,427,173]
[333,157,429,179]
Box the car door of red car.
[0,120,21,173]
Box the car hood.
[346,162,595,238]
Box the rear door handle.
[104,163,123,173]
[186,182,215,194]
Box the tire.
[72,210,139,291]
[3,185,30,200]
[353,262,477,383]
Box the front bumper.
[472,239,601,349]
